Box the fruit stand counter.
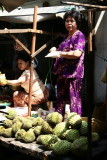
[0,135,107,160]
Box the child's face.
[65,16,77,33]
[17,59,29,70]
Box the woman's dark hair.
[16,51,31,65]
[63,8,81,28]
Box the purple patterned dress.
[53,30,86,116]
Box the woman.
[50,8,86,116]
[6,52,49,107]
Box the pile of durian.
[0,109,100,157]
[0,71,7,85]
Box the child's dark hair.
[16,51,31,65]
[63,8,81,28]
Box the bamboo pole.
[0,28,32,34]
[9,34,30,54]
[28,6,38,116]
[87,10,93,160]
[88,10,93,52]
[92,10,105,35]
[32,35,60,58]
[0,28,60,35]
[61,1,107,9]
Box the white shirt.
[20,70,45,94]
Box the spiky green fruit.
[3,128,13,138]
[15,129,26,141]
[80,121,88,136]
[67,112,77,119]
[66,114,82,129]
[53,122,67,138]
[22,119,32,130]
[53,140,72,155]
[0,126,5,136]
[36,134,54,144]
[65,129,80,142]
[46,112,63,125]
[3,119,13,128]
[12,121,22,133]
[33,126,42,136]
[41,121,53,134]
[32,117,44,126]
[21,129,35,143]
[5,109,17,120]
[71,136,88,156]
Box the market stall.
[0,1,107,160]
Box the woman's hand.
[49,47,57,52]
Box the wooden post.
[87,10,93,160]
[28,6,38,116]
[88,10,93,52]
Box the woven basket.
[82,117,106,134]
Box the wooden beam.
[92,11,105,35]
[35,29,60,36]
[0,28,60,36]
[61,1,107,9]
[0,28,33,34]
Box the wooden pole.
[61,1,107,9]
[9,34,30,54]
[88,10,93,52]
[92,10,105,35]
[0,28,60,35]
[32,35,60,58]
[28,6,38,116]
[87,10,93,160]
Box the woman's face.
[17,59,29,70]
[65,16,77,33]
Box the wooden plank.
[0,135,107,160]
[0,136,15,147]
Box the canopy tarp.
[0,0,30,12]
[0,1,84,24]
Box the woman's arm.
[7,76,26,86]
[60,49,82,59]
